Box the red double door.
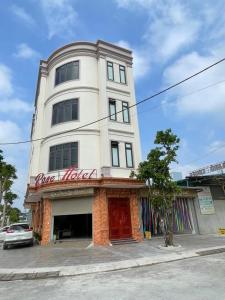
[108,198,132,240]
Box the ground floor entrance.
[27,179,146,245]
[54,214,92,239]
[108,198,132,240]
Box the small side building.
[177,175,225,234]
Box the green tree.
[0,149,4,205]
[0,150,17,226]
[133,129,180,246]
[8,207,21,223]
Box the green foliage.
[8,207,21,223]
[33,231,42,241]
[0,149,18,226]
[133,129,181,246]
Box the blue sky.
[0,0,225,209]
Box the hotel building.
[25,40,144,245]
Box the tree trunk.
[0,185,2,205]
[1,198,7,227]
[164,207,174,247]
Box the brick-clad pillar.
[40,198,52,245]
[93,188,110,246]
[130,192,143,241]
[31,203,39,232]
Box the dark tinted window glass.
[52,99,78,125]
[107,61,114,81]
[49,142,78,171]
[109,99,117,121]
[119,65,126,84]
[10,224,29,231]
[125,143,134,168]
[55,61,79,85]
[122,101,130,123]
[111,141,119,167]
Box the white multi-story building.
[25,40,144,246]
[29,40,141,180]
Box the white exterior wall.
[29,41,142,181]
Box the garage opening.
[54,214,92,239]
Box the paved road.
[1,253,225,300]
[0,234,225,268]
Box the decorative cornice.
[34,40,133,108]
[106,86,130,96]
[108,128,134,136]
[45,86,99,106]
[27,177,145,194]
[41,128,101,145]
[47,42,97,62]
[47,49,98,71]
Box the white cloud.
[162,51,225,115]
[0,64,13,97]
[40,0,78,39]
[0,98,33,113]
[116,40,151,79]
[14,43,40,60]
[0,64,33,114]
[115,0,153,9]
[11,5,35,26]
[207,140,225,157]
[115,0,200,62]
[0,120,22,143]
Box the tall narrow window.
[49,142,78,171]
[119,65,126,84]
[107,61,114,81]
[52,99,78,125]
[122,101,130,123]
[109,99,117,121]
[55,61,79,85]
[111,141,120,167]
[125,143,134,168]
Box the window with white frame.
[125,143,134,168]
[111,141,120,167]
[119,65,126,84]
[107,61,114,81]
[122,101,130,123]
[109,99,117,121]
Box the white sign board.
[198,187,215,215]
[190,160,225,176]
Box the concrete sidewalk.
[0,234,225,281]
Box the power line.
[170,144,225,173]
[9,76,225,148]
[1,56,225,146]
[180,144,225,167]
[138,77,225,115]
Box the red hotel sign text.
[35,167,97,187]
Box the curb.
[0,245,225,281]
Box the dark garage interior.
[54,214,92,239]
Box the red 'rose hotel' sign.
[35,167,97,187]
